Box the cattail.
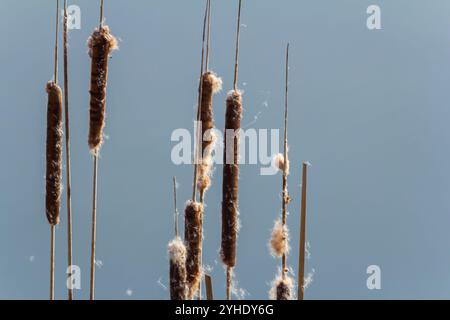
[197,72,222,199]
[221,89,242,268]
[270,274,294,300]
[270,219,290,257]
[45,81,63,226]
[184,200,204,299]
[87,25,117,154]
[221,0,243,301]
[169,237,188,300]
[46,0,61,301]
[88,1,118,301]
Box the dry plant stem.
[99,0,104,28]
[298,163,308,300]
[205,274,213,300]
[205,0,211,71]
[233,0,242,90]
[50,225,55,300]
[89,155,98,300]
[63,0,73,300]
[281,44,289,279]
[173,176,179,238]
[226,267,232,300]
[53,0,59,83]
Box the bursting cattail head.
[197,72,222,195]
[269,219,290,257]
[184,201,204,299]
[168,237,187,300]
[87,25,117,154]
[274,153,289,175]
[269,274,294,300]
[221,89,243,268]
[45,81,63,226]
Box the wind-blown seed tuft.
[168,237,187,300]
[274,153,290,175]
[45,81,63,226]
[87,25,117,154]
[270,219,290,257]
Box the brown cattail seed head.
[221,90,243,268]
[184,201,204,299]
[270,219,290,257]
[270,274,294,300]
[87,25,118,154]
[45,81,63,226]
[168,237,187,300]
[197,72,222,195]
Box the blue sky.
[1,0,450,300]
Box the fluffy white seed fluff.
[209,72,223,94]
[269,273,295,300]
[168,237,187,265]
[269,219,290,257]
[274,153,290,175]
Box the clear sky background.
[1,0,450,300]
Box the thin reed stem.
[226,267,232,300]
[205,274,214,300]
[89,155,98,300]
[205,0,211,71]
[173,176,179,238]
[298,163,308,300]
[99,0,104,29]
[233,0,242,90]
[54,0,59,84]
[50,225,55,300]
[63,0,73,301]
[281,44,289,278]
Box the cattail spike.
[192,0,210,201]
[270,274,294,300]
[197,72,222,198]
[184,201,204,299]
[45,81,63,226]
[87,25,117,154]
[221,90,242,269]
[169,237,188,300]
